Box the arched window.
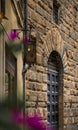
[53,0,60,24]
[47,51,63,130]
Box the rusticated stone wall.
[25,0,78,130]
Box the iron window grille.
[47,71,59,129]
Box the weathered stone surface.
[37,107,43,117]
[42,73,48,83]
[43,108,47,119]
[26,101,36,107]
[64,109,73,117]
[28,0,36,10]
[38,92,47,102]
[26,0,78,129]
[26,70,37,81]
[36,46,42,54]
[36,54,42,65]
[36,83,43,91]
[30,0,78,129]
[64,117,72,125]
[66,49,74,59]
[27,108,36,116]
[36,65,46,72]
[36,72,43,82]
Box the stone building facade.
[0,0,78,130]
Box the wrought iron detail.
[47,68,59,129]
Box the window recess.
[53,0,60,24]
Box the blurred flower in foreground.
[25,115,46,130]
[11,109,52,130]
[0,97,23,130]
[9,30,19,40]
[11,109,23,124]
[0,97,52,130]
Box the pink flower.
[25,114,46,130]
[11,109,23,124]
[9,30,19,40]
[11,109,52,130]
[23,36,30,44]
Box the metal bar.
[23,0,28,36]
[23,0,28,65]
[23,0,28,130]
[22,64,29,130]
[22,70,26,130]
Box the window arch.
[47,51,63,130]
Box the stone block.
[74,50,78,61]
[42,83,47,91]
[26,101,36,107]
[74,117,78,123]
[38,0,50,13]
[36,53,42,65]
[29,95,38,101]
[64,118,68,125]
[28,7,37,22]
[36,13,45,27]
[26,70,37,81]
[37,107,43,117]
[36,4,45,16]
[36,65,45,73]
[75,31,78,41]
[28,0,36,9]
[38,92,47,102]
[43,108,47,119]
[43,73,47,83]
[27,108,36,116]
[74,41,78,48]
[36,83,43,91]
[64,109,73,117]
[38,102,47,107]
[63,88,70,95]
[66,49,74,59]
[36,72,43,82]
[67,117,72,124]
[69,29,75,40]
[36,46,42,54]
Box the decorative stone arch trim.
[40,26,64,64]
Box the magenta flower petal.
[23,36,30,44]
[9,30,19,40]
[10,109,53,130]
[11,109,23,124]
[24,114,46,130]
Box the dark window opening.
[0,0,5,15]
[47,71,59,129]
[53,1,60,24]
[47,51,63,130]
[47,52,60,130]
